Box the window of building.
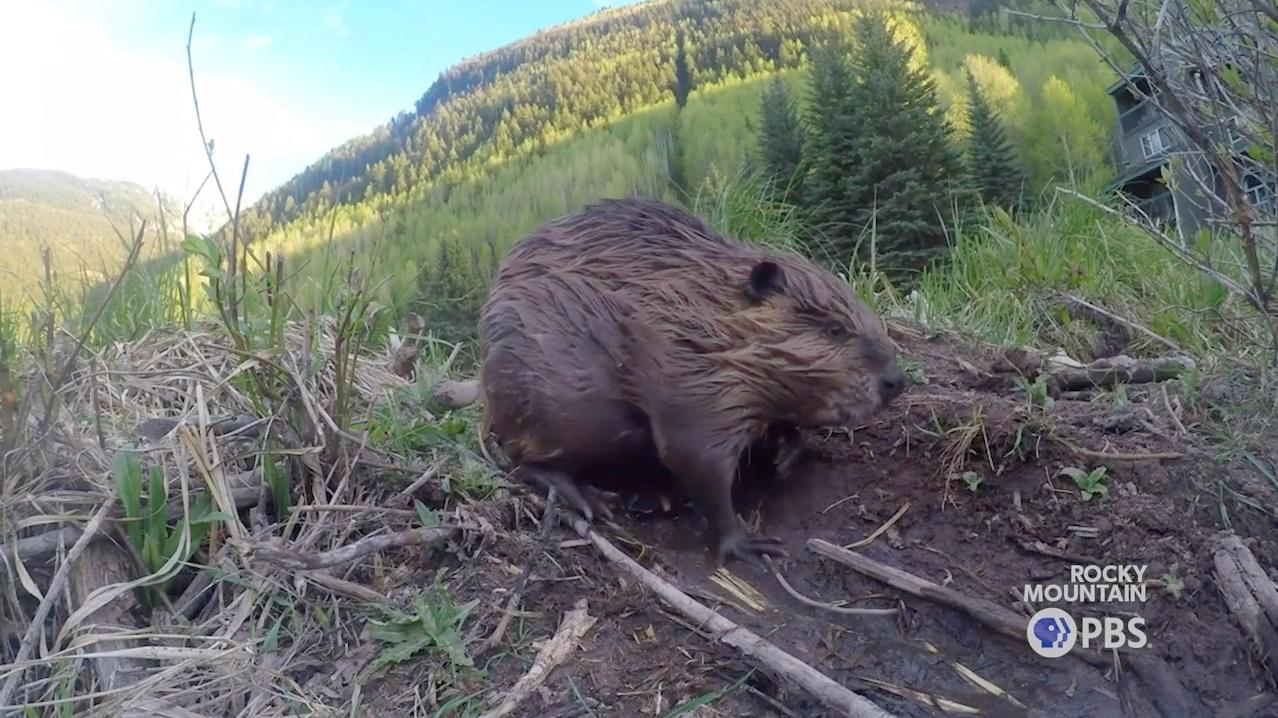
[1225,115,1248,146]
[1244,172,1273,207]
[1141,126,1174,159]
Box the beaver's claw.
[517,467,613,523]
[717,530,788,569]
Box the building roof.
[1106,63,1147,96]
[1103,157,1167,194]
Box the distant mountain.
[0,169,182,301]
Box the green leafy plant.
[414,500,441,528]
[262,455,292,523]
[1059,465,1109,501]
[369,588,480,676]
[1017,374,1054,412]
[952,470,985,492]
[113,449,227,608]
[1157,572,1185,599]
[1110,383,1129,408]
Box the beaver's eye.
[824,322,850,340]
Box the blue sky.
[0,0,642,227]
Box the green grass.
[903,196,1255,361]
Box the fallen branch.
[572,517,897,718]
[306,572,386,604]
[999,347,1195,393]
[3,527,81,564]
[432,378,480,409]
[478,597,597,718]
[1212,533,1278,686]
[249,526,456,571]
[69,540,147,692]
[807,539,1198,718]
[1050,355,1194,392]
[0,500,114,710]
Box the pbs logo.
[1027,608,1076,658]
[1027,608,1148,657]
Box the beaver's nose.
[879,364,906,403]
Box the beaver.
[479,198,905,566]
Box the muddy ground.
[341,325,1276,718]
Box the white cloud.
[243,34,272,50]
[0,3,361,231]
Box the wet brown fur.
[479,198,903,564]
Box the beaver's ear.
[745,260,783,303]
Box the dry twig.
[573,518,897,718]
[477,489,561,655]
[478,598,597,718]
[1213,532,1278,686]
[249,526,456,570]
[765,557,899,617]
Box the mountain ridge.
[0,168,184,299]
[241,0,1008,237]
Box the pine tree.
[996,47,1012,69]
[843,13,962,271]
[424,232,482,335]
[673,29,693,109]
[965,71,1027,212]
[757,74,804,202]
[801,42,858,238]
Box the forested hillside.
[229,0,1117,330]
[248,0,1008,234]
[0,170,181,301]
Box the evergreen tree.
[996,47,1012,69]
[757,74,805,201]
[801,42,858,237]
[674,29,693,108]
[843,13,962,271]
[965,72,1027,212]
[424,232,482,335]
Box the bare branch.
[185,14,234,225]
